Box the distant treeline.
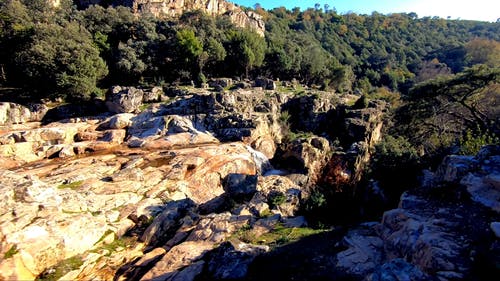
[0,0,499,100]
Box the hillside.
[0,1,499,280]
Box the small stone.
[490,222,500,238]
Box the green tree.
[397,65,500,155]
[465,38,500,68]
[173,28,203,82]
[14,21,108,100]
[225,28,266,77]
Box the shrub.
[459,129,499,155]
[268,191,286,208]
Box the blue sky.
[232,0,499,22]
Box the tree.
[224,28,265,77]
[465,38,500,68]
[396,65,500,155]
[175,28,203,81]
[14,21,108,100]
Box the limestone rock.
[224,173,258,201]
[126,0,265,36]
[186,212,251,243]
[252,175,302,217]
[98,113,135,130]
[336,225,384,277]
[0,102,42,125]
[254,77,276,90]
[366,259,434,281]
[278,136,331,187]
[143,86,164,103]
[141,199,195,247]
[204,241,269,280]
[140,241,213,281]
[106,86,144,113]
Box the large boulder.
[203,241,269,280]
[140,241,214,281]
[278,136,331,187]
[142,86,164,103]
[106,86,144,113]
[0,102,48,125]
[254,77,276,90]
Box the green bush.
[268,191,286,208]
[459,129,499,155]
[371,135,420,204]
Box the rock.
[366,259,434,281]
[491,222,500,238]
[27,103,49,122]
[336,226,384,277]
[100,129,126,144]
[204,241,269,280]
[253,175,303,217]
[435,155,477,183]
[0,102,32,125]
[0,254,36,281]
[106,86,144,113]
[224,173,258,201]
[0,142,41,163]
[143,86,164,103]
[209,78,233,89]
[278,136,331,187]
[58,145,76,158]
[108,0,266,36]
[282,216,308,228]
[98,113,135,130]
[186,212,251,243]
[254,77,276,90]
[141,199,195,247]
[251,135,276,159]
[170,260,205,281]
[140,241,213,281]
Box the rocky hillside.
[0,82,386,280]
[74,0,265,36]
[1,82,498,280]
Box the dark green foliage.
[459,128,499,155]
[224,28,266,77]
[1,0,107,100]
[396,65,500,157]
[268,191,286,208]
[1,2,499,100]
[371,135,420,202]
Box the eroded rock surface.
[336,146,500,281]
[0,86,390,280]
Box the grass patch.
[36,255,83,281]
[4,245,18,259]
[92,235,137,256]
[139,104,150,111]
[57,180,83,190]
[283,131,315,143]
[234,224,325,248]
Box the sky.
[232,0,499,22]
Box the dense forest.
[0,0,499,164]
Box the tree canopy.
[0,1,499,100]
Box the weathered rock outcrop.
[75,0,265,36]
[106,86,144,114]
[0,102,48,125]
[0,85,391,280]
[336,145,500,280]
